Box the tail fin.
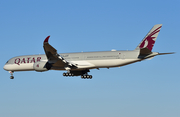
[135,24,162,55]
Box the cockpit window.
[6,61,9,64]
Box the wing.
[43,36,76,70]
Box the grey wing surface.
[43,36,91,78]
[43,36,73,70]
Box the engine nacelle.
[33,61,52,72]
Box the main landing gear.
[63,72,74,76]
[62,72,93,79]
[81,75,92,79]
[9,71,14,79]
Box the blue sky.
[0,0,179,117]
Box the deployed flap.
[43,36,75,69]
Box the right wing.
[43,36,94,77]
[43,36,76,70]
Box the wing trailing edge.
[43,36,77,70]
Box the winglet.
[44,36,50,43]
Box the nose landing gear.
[9,71,14,79]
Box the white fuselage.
[4,50,141,72]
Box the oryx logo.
[139,26,162,51]
[143,39,148,48]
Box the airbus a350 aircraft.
[3,24,173,79]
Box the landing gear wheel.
[63,72,75,77]
[63,73,66,76]
[81,75,92,79]
[10,76,14,79]
[9,71,14,79]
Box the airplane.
[3,24,174,79]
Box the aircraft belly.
[70,61,95,69]
[70,59,139,69]
[4,64,34,71]
[86,59,139,68]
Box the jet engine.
[33,61,52,72]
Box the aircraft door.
[118,52,121,59]
[118,52,125,59]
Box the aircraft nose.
[3,64,10,71]
[3,64,7,71]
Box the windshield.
[6,61,9,64]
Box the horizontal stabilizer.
[158,52,175,55]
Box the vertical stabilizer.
[135,24,162,55]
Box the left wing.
[43,36,76,70]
